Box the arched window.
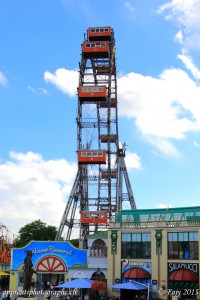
[90,239,107,257]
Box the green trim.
[111,231,118,254]
[116,206,200,222]
[88,231,108,239]
[155,229,163,254]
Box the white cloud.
[125,1,134,13]
[177,53,200,80]
[0,71,8,86]
[174,30,183,44]
[125,151,141,169]
[118,68,200,156]
[193,141,200,147]
[157,203,171,209]
[38,87,48,95]
[43,65,200,158]
[0,151,77,235]
[44,68,78,97]
[158,0,200,51]
[28,86,48,95]
[148,137,180,158]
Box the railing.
[87,256,107,269]
[109,220,200,229]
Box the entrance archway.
[36,255,66,272]
[35,255,66,290]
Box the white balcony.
[87,256,107,268]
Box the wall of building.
[108,223,200,299]
[9,239,108,294]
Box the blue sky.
[1,0,200,237]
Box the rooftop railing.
[109,219,200,229]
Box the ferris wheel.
[56,27,136,248]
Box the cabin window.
[84,42,106,49]
[80,151,104,157]
[90,28,109,33]
[81,87,87,93]
[81,86,104,93]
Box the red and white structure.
[56,27,136,247]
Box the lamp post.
[155,230,162,299]
[96,267,101,299]
[97,267,101,281]
[147,283,150,300]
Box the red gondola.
[78,150,106,164]
[100,134,117,143]
[101,169,117,179]
[99,98,117,108]
[88,27,112,41]
[100,205,116,212]
[78,85,107,102]
[96,65,109,74]
[82,41,109,58]
[81,211,108,224]
[96,65,115,75]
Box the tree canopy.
[70,238,79,248]
[14,219,57,247]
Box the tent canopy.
[108,280,148,290]
[0,271,10,276]
[55,278,94,289]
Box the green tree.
[70,238,79,248]
[14,219,57,247]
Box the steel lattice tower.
[56,27,136,248]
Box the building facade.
[107,207,200,299]
[10,240,107,293]
[8,206,200,299]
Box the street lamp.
[96,267,101,299]
[97,267,101,281]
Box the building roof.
[116,206,200,222]
[88,231,108,239]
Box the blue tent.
[55,278,94,289]
[108,280,148,290]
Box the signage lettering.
[168,263,198,273]
[129,262,144,266]
[31,246,73,256]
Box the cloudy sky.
[1,0,200,238]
